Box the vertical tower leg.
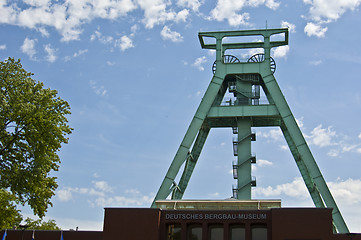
[236,119,252,199]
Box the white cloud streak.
[303,0,361,37]
[304,22,328,38]
[258,123,361,158]
[57,181,153,207]
[64,49,88,62]
[281,21,296,33]
[137,0,188,29]
[89,80,107,96]
[305,124,336,147]
[21,37,37,59]
[192,56,207,71]
[90,27,136,52]
[254,177,361,206]
[116,35,134,51]
[258,159,273,167]
[160,26,183,42]
[0,0,190,42]
[272,45,290,59]
[177,0,204,12]
[44,43,57,62]
[209,0,280,26]
[254,177,309,199]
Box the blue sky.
[1,0,361,233]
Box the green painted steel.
[173,125,210,199]
[151,28,349,233]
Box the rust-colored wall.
[271,208,333,240]
[0,230,102,240]
[102,208,160,240]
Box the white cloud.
[272,45,290,59]
[38,27,49,37]
[106,61,116,66]
[358,133,361,139]
[264,0,280,10]
[56,181,111,203]
[175,9,189,22]
[94,181,113,193]
[57,188,73,202]
[130,24,138,35]
[90,80,107,96]
[137,0,188,29]
[0,2,17,24]
[281,21,296,33]
[253,177,361,206]
[280,145,288,151]
[253,177,309,199]
[90,30,114,44]
[116,35,134,51]
[0,0,137,41]
[327,149,339,157]
[90,28,135,52]
[304,0,361,23]
[21,37,37,59]
[209,0,280,26]
[258,159,273,167]
[44,44,57,62]
[329,178,361,205]
[304,22,328,38]
[258,128,283,142]
[209,1,250,26]
[241,47,263,60]
[160,26,183,42]
[306,124,336,147]
[64,49,88,62]
[23,0,50,8]
[94,189,154,207]
[0,44,6,50]
[177,0,204,11]
[310,60,322,66]
[303,0,361,38]
[192,56,207,71]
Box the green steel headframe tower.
[151,28,349,233]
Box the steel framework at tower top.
[151,28,349,233]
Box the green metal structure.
[151,28,349,233]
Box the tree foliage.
[0,58,72,227]
[24,217,61,230]
[0,189,22,229]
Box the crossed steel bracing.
[151,28,349,233]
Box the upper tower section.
[198,28,289,76]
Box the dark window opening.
[187,224,202,240]
[167,224,181,240]
[208,224,224,240]
[230,224,246,240]
[251,224,267,240]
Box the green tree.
[0,58,72,228]
[24,217,61,230]
[0,189,22,229]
